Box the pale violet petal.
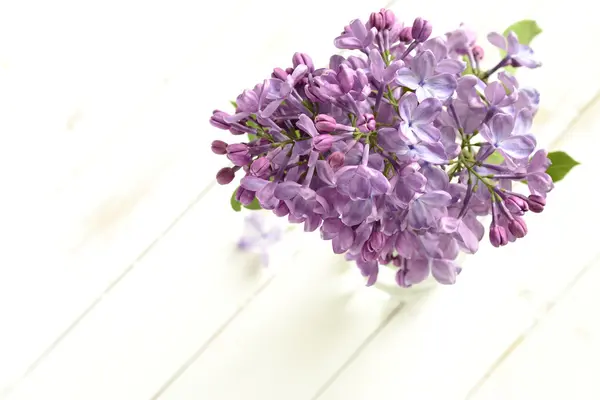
[396,68,420,90]
[487,32,507,51]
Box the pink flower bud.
[489,225,508,247]
[508,217,527,238]
[216,167,235,185]
[271,67,288,80]
[229,125,246,136]
[211,140,228,155]
[327,151,345,170]
[505,196,529,215]
[473,45,484,61]
[399,26,413,42]
[527,194,545,213]
[313,134,335,152]
[210,110,231,130]
[357,113,376,133]
[361,244,378,262]
[337,65,356,93]
[274,201,290,217]
[226,143,251,166]
[292,52,314,72]
[235,186,255,205]
[369,12,384,31]
[411,17,432,43]
[250,157,271,178]
[367,231,385,253]
[369,9,395,31]
[315,114,337,133]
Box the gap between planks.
[0,183,215,399]
[463,89,600,398]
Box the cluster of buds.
[210,9,553,287]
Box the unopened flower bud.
[315,114,337,133]
[210,110,231,130]
[216,167,235,185]
[379,254,392,265]
[235,186,255,205]
[211,140,228,155]
[527,194,545,213]
[274,201,289,217]
[292,52,314,72]
[395,268,410,288]
[399,26,413,42]
[226,143,251,166]
[367,231,385,253]
[508,217,527,238]
[505,196,529,215]
[489,225,508,247]
[327,151,345,169]
[229,125,246,136]
[305,84,328,103]
[337,65,356,93]
[313,134,335,152]
[369,8,395,31]
[250,157,271,178]
[411,17,432,43]
[361,244,378,262]
[357,113,376,133]
[236,89,259,112]
[472,45,484,61]
[271,67,288,80]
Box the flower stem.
[482,56,509,80]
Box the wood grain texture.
[0,0,599,399]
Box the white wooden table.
[0,1,598,399]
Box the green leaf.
[246,120,260,129]
[547,151,580,183]
[230,100,237,109]
[504,65,517,76]
[247,133,258,141]
[486,151,505,165]
[503,20,542,46]
[230,189,242,212]
[243,197,262,210]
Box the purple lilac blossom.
[210,9,553,287]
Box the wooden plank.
[2,0,598,398]
[469,259,600,400]
[2,184,301,400]
[155,241,409,400]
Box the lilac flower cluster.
[210,10,553,287]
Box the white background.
[0,0,599,399]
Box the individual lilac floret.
[396,50,457,101]
[398,92,442,143]
[487,31,541,68]
[411,17,432,43]
[237,213,283,267]
[525,149,554,198]
[334,19,375,50]
[335,144,390,200]
[478,113,536,161]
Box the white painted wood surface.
[0,0,598,399]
